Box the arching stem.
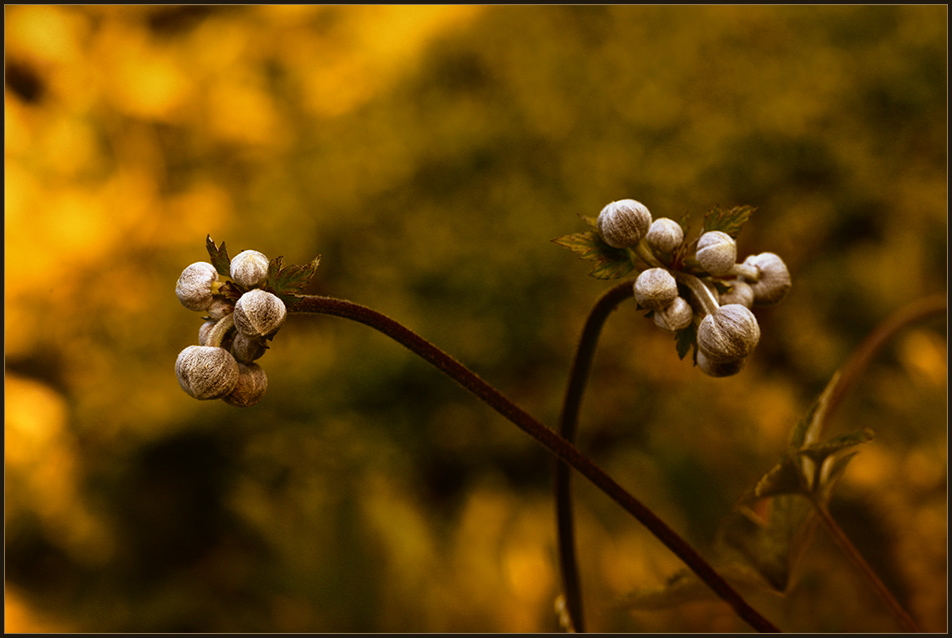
[554,279,634,633]
[291,294,780,633]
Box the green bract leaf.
[552,231,637,280]
[218,280,244,304]
[702,205,755,239]
[579,214,598,230]
[675,323,697,360]
[265,254,322,302]
[206,235,232,277]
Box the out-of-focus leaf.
[702,205,755,238]
[265,255,322,302]
[614,562,774,611]
[551,231,637,280]
[716,369,873,592]
[717,494,818,592]
[798,428,875,465]
[752,456,805,500]
[206,235,232,276]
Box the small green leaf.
[588,258,636,280]
[579,214,598,230]
[702,205,755,238]
[675,323,697,360]
[552,231,637,280]
[206,235,232,276]
[218,280,243,304]
[552,231,608,261]
[265,254,322,302]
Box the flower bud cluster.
[175,249,286,406]
[595,199,792,377]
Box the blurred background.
[4,5,946,632]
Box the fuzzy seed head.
[696,231,737,276]
[596,199,652,248]
[205,298,234,321]
[230,250,270,289]
[719,280,754,308]
[697,304,761,363]
[176,262,219,311]
[222,363,268,407]
[231,332,268,363]
[646,218,684,253]
[696,349,747,377]
[742,253,792,306]
[634,268,678,311]
[653,296,694,333]
[176,345,240,400]
[234,289,287,338]
[198,320,217,346]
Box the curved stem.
[811,499,921,632]
[206,313,235,347]
[291,294,780,633]
[825,293,947,423]
[555,280,634,633]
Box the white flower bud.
[719,280,754,308]
[205,298,235,320]
[198,320,217,346]
[231,332,268,363]
[653,296,694,333]
[596,199,652,249]
[697,304,761,363]
[742,253,792,306]
[634,267,678,311]
[222,363,268,407]
[696,231,737,276]
[234,289,287,338]
[230,250,270,289]
[646,218,684,253]
[175,345,240,400]
[176,262,219,311]
[696,349,747,377]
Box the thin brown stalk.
[812,500,921,632]
[291,294,780,633]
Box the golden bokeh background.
[5,5,946,632]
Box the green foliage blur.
[5,5,946,632]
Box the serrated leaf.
[702,205,755,238]
[206,235,231,276]
[552,231,636,280]
[265,254,322,301]
[551,231,610,262]
[588,258,636,280]
[218,280,243,304]
[675,323,697,360]
[579,214,598,230]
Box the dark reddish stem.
[292,294,780,633]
